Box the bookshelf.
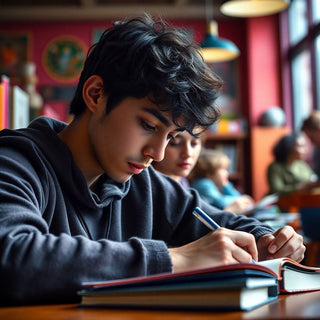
[203,131,247,193]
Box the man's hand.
[169,228,258,273]
[257,226,305,262]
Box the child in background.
[153,131,202,188]
[191,149,255,214]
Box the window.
[316,35,320,108]
[312,0,320,23]
[291,49,313,128]
[288,0,308,45]
[281,0,320,130]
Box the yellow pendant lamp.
[220,0,290,18]
[200,20,240,63]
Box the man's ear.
[82,75,104,113]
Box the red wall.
[0,20,206,86]
[246,16,282,125]
[0,19,248,110]
[0,17,281,126]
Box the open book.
[244,193,279,215]
[255,193,279,210]
[79,263,278,311]
[258,257,320,293]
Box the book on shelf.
[0,75,30,130]
[0,74,10,130]
[10,85,30,129]
[209,118,247,134]
[78,258,320,311]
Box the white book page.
[256,258,284,276]
[258,258,320,291]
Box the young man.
[0,15,304,305]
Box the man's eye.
[141,120,155,132]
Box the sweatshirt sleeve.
[0,140,173,305]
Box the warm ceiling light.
[200,20,240,63]
[220,0,290,17]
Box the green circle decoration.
[43,36,86,82]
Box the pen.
[192,206,256,263]
[192,206,220,230]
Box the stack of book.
[78,258,320,311]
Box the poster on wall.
[209,60,240,118]
[0,32,30,85]
[42,36,87,82]
[208,60,247,134]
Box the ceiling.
[0,0,230,21]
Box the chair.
[299,207,320,266]
[277,192,320,266]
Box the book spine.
[1,75,10,129]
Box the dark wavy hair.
[273,132,302,163]
[69,14,222,132]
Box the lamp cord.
[205,0,213,23]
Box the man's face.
[87,96,183,183]
[304,128,320,147]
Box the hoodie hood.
[0,116,130,208]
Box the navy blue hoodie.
[0,117,274,305]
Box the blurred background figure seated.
[190,148,256,215]
[267,132,319,196]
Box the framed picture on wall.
[209,60,240,118]
[0,32,30,84]
[42,36,87,82]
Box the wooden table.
[1,291,320,319]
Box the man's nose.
[143,139,167,162]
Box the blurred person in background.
[153,131,202,188]
[191,148,255,215]
[267,132,318,195]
